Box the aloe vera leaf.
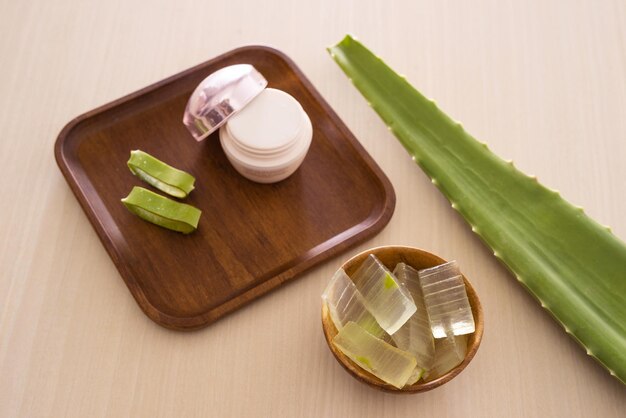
[329,35,626,384]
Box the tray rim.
[54,45,396,330]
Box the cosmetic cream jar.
[219,88,312,183]
[183,64,312,183]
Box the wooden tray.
[54,46,395,330]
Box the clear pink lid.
[183,64,267,141]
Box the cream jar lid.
[183,64,267,141]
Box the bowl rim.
[321,245,484,393]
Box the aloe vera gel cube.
[322,269,386,338]
[351,255,417,334]
[333,321,417,389]
[419,261,475,338]
[391,263,435,369]
[423,334,468,382]
[405,366,425,386]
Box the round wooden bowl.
[321,245,484,393]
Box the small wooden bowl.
[322,246,484,393]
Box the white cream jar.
[183,65,312,183]
[219,88,312,183]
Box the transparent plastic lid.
[183,64,267,141]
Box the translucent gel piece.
[419,261,475,338]
[322,269,386,338]
[351,255,417,334]
[405,366,425,386]
[333,321,417,389]
[391,263,435,370]
[423,334,468,382]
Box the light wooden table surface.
[1,0,625,416]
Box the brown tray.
[54,46,395,330]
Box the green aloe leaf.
[329,35,626,384]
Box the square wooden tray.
[54,46,395,330]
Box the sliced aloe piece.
[333,321,417,389]
[418,261,475,338]
[405,366,425,386]
[351,255,417,335]
[322,269,387,339]
[423,335,468,382]
[328,35,626,384]
[121,186,201,234]
[127,150,195,198]
[391,263,435,369]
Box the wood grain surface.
[1,0,625,416]
[55,45,394,330]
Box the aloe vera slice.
[423,335,468,382]
[391,263,435,369]
[405,366,425,386]
[333,321,417,389]
[121,186,201,234]
[127,150,195,198]
[418,261,475,338]
[322,269,387,338]
[351,255,417,335]
[329,35,626,384]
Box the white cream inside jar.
[218,88,312,183]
